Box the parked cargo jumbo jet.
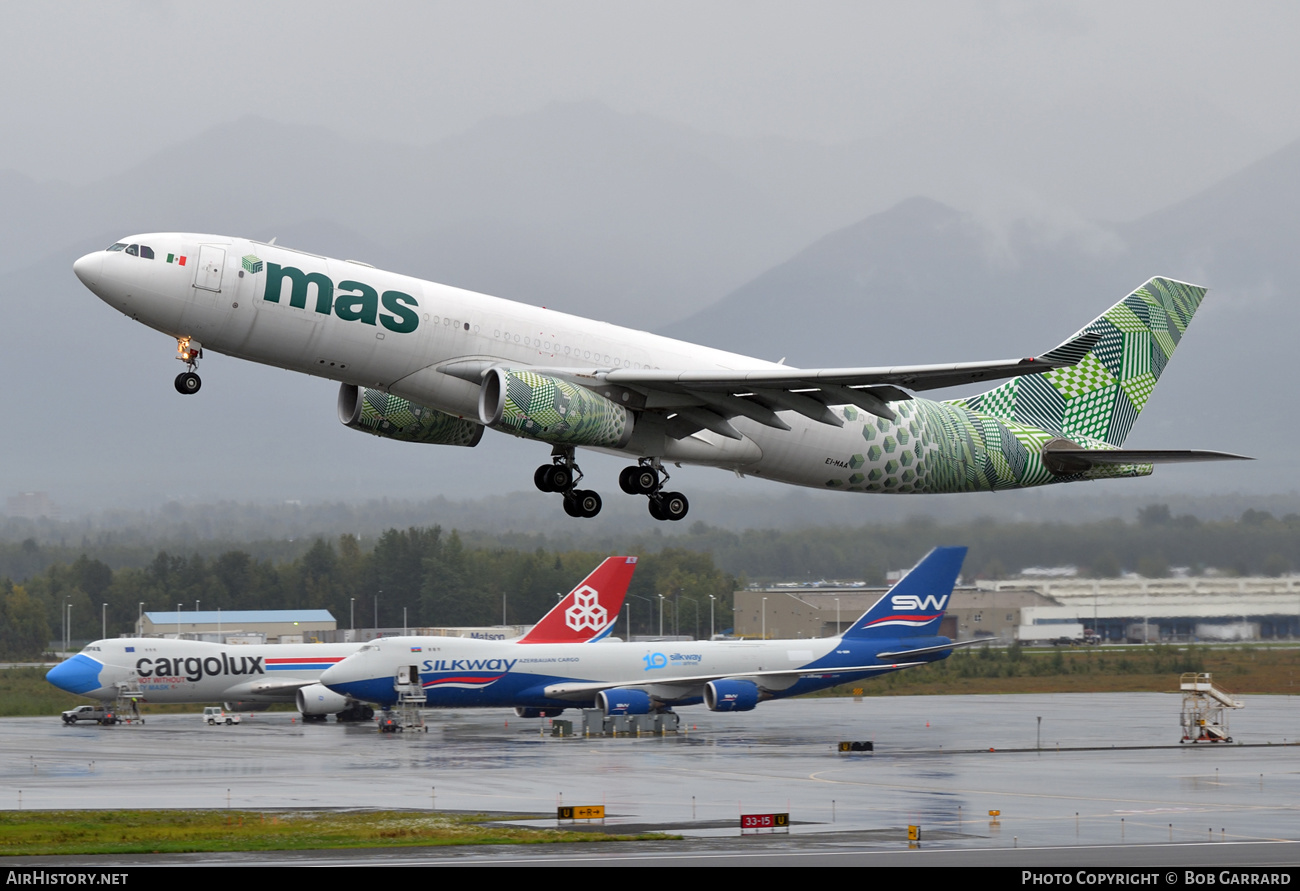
[46,556,638,720]
[320,548,973,717]
[72,235,1248,520]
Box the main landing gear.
[534,448,603,518]
[619,459,689,522]
[535,452,689,522]
[174,337,202,395]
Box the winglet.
[842,547,966,640]
[517,557,637,644]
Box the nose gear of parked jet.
[534,447,602,518]
[174,337,202,395]
[620,459,689,521]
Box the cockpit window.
[125,244,138,257]
[140,245,155,259]
[106,243,126,252]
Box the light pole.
[658,594,665,637]
[138,602,144,637]
[350,598,355,632]
[835,597,841,636]
[762,597,767,639]
[708,595,716,639]
[628,594,651,639]
[102,603,107,641]
[176,603,181,638]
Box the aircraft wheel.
[648,498,668,521]
[174,371,202,395]
[618,466,639,495]
[660,491,689,521]
[573,489,602,518]
[548,465,572,491]
[563,495,584,518]
[633,468,658,494]
[534,465,555,493]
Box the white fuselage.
[71,233,918,486]
[47,637,361,705]
[319,631,933,711]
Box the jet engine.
[704,679,760,712]
[296,683,349,717]
[478,368,634,448]
[338,384,484,446]
[597,687,654,716]
[514,707,566,718]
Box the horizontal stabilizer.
[876,638,997,660]
[1042,444,1253,476]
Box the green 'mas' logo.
[261,263,419,334]
[242,255,263,274]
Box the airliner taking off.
[46,557,637,720]
[72,235,1247,520]
[320,548,973,717]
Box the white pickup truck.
[61,704,119,725]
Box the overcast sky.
[6,1,1300,217]
[5,2,1299,516]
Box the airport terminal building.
[734,576,1300,643]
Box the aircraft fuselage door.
[194,245,225,293]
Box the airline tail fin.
[958,277,1206,446]
[841,546,966,640]
[517,556,637,644]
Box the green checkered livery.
[350,388,482,446]
[957,277,1205,446]
[821,278,1205,493]
[498,371,633,448]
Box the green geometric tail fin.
[957,277,1208,446]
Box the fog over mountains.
[2,101,1295,520]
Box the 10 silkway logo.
[251,259,420,334]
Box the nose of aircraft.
[72,251,102,288]
[320,652,397,705]
[46,654,106,695]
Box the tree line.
[0,528,737,657]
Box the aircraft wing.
[445,330,1099,440]
[221,678,318,698]
[541,662,926,701]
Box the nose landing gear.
[620,459,688,521]
[174,337,202,395]
[534,447,602,518]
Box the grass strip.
[0,809,674,856]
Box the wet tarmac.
[4,693,1299,859]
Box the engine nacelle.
[514,707,566,719]
[597,687,654,716]
[338,384,484,447]
[704,678,760,712]
[296,683,350,717]
[478,368,634,448]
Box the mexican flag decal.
[166,253,187,266]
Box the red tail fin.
[517,556,638,644]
